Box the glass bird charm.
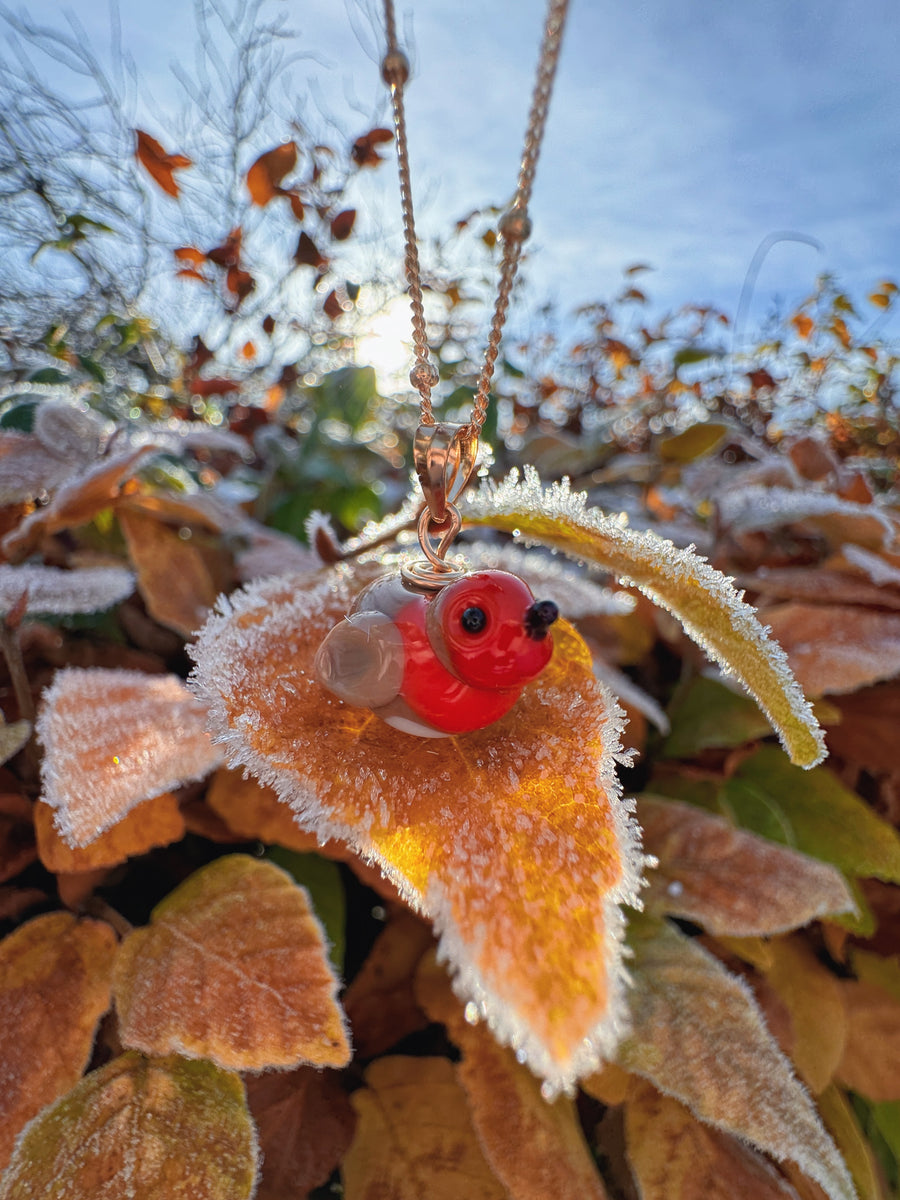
[314,569,559,737]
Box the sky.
[9,0,900,343]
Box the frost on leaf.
[189,570,645,1096]
[625,1080,800,1200]
[34,793,185,873]
[342,1056,508,1200]
[416,953,609,1200]
[763,603,900,696]
[638,796,856,935]
[463,468,825,768]
[0,430,78,504]
[37,667,222,845]
[113,854,350,1070]
[617,918,856,1200]
[0,912,116,1170]
[0,1051,258,1200]
[716,484,893,549]
[0,564,135,616]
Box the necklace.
[314,0,570,738]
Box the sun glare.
[355,296,415,395]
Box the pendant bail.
[413,422,478,526]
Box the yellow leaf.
[0,1051,258,1199]
[342,1057,507,1200]
[0,912,116,1170]
[868,292,890,309]
[113,854,350,1070]
[416,953,609,1199]
[463,469,825,767]
[37,668,222,845]
[625,1080,799,1198]
[191,573,645,1095]
[816,1084,885,1200]
[34,793,185,873]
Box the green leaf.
[27,367,69,385]
[77,355,107,383]
[850,1096,900,1195]
[265,847,346,972]
[0,401,37,432]
[618,917,855,1200]
[720,746,900,883]
[673,346,716,368]
[657,422,729,462]
[663,675,773,758]
[315,365,376,430]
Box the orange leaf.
[206,226,242,267]
[638,796,855,935]
[416,954,609,1199]
[831,316,852,350]
[835,979,900,1101]
[37,668,222,845]
[765,603,900,695]
[247,141,298,206]
[0,912,116,1170]
[206,766,326,852]
[625,1080,798,1199]
[118,507,225,638]
[226,266,255,303]
[176,265,208,282]
[792,312,815,340]
[245,1067,355,1199]
[0,1051,258,1198]
[135,129,192,197]
[113,854,350,1070]
[34,793,185,873]
[173,246,207,266]
[350,127,394,169]
[342,1056,507,1199]
[330,208,356,240]
[190,572,644,1095]
[764,937,847,1095]
[240,339,256,360]
[323,288,344,319]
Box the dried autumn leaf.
[0,430,78,505]
[350,126,394,168]
[342,1056,507,1200]
[764,603,900,696]
[37,667,222,845]
[113,854,350,1070]
[835,980,900,1101]
[34,793,185,873]
[343,910,433,1057]
[763,937,847,1095]
[245,1067,355,1200]
[0,1051,258,1199]
[206,766,323,850]
[619,918,855,1200]
[323,288,344,319]
[0,912,116,1170]
[174,245,207,266]
[118,507,225,637]
[746,566,900,613]
[330,208,357,240]
[416,954,609,1200]
[625,1080,799,1199]
[792,312,815,340]
[816,1085,884,1200]
[638,795,855,936]
[247,141,297,205]
[462,468,824,767]
[827,684,900,771]
[135,129,192,197]
[190,573,644,1095]
[0,564,134,615]
[718,485,892,549]
[294,230,327,270]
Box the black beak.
[525,599,559,640]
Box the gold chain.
[381,0,570,439]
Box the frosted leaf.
[190,570,647,1096]
[765,603,900,696]
[236,527,322,582]
[0,565,134,615]
[619,919,856,1200]
[462,542,635,618]
[592,657,670,734]
[33,401,111,463]
[841,543,900,588]
[463,467,825,768]
[0,431,78,504]
[717,484,893,548]
[744,565,900,612]
[37,667,223,845]
[122,419,250,459]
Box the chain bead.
[409,361,440,391]
[381,50,410,87]
[498,206,533,243]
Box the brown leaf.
[135,129,192,197]
[0,801,36,884]
[638,796,855,935]
[416,954,609,1200]
[37,668,222,845]
[826,683,900,770]
[789,437,837,481]
[113,854,350,1070]
[765,603,900,695]
[330,208,357,240]
[34,793,185,873]
[206,226,242,267]
[0,912,116,1170]
[619,918,855,1200]
[323,288,344,319]
[245,1067,355,1199]
[206,767,329,851]
[764,937,847,1094]
[294,230,327,270]
[118,507,225,638]
[745,566,900,611]
[625,1080,798,1199]
[246,141,298,206]
[835,979,900,1101]
[343,910,433,1058]
[350,127,393,169]
[0,1051,258,1199]
[342,1056,508,1200]
[226,266,255,303]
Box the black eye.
[460,606,487,634]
